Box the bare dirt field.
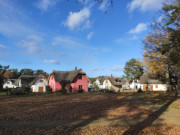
[0,92,180,135]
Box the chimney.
[75,66,77,70]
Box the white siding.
[103,79,111,89]
[152,84,167,91]
[3,81,18,89]
[31,78,48,92]
[130,80,139,89]
[140,84,167,91]
[94,79,103,89]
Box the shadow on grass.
[122,95,178,135]
[0,92,178,134]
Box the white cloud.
[52,36,84,49]
[127,0,163,12]
[129,23,147,34]
[36,0,59,11]
[64,8,91,30]
[43,59,60,65]
[114,35,138,44]
[110,65,123,72]
[19,35,42,54]
[99,0,108,11]
[101,47,111,53]
[114,38,124,43]
[87,32,94,40]
[0,44,6,49]
[0,0,37,38]
[92,67,104,72]
[156,16,163,23]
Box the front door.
[39,87,44,92]
[150,85,153,91]
[143,85,147,91]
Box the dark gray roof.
[19,75,37,86]
[6,79,20,86]
[51,69,86,82]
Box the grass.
[0,92,9,96]
[0,92,179,134]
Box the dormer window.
[40,80,43,83]
[79,75,82,79]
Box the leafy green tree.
[0,73,3,90]
[11,69,20,78]
[34,69,45,75]
[0,64,10,89]
[89,78,96,84]
[92,83,99,90]
[20,69,34,75]
[143,0,180,93]
[3,70,13,79]
[123,58,144,80]
[160,0,180,67]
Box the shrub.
[137,87,143,93]
[46,86,52,94]
[10,88,25,95]
[59,89,67,94]
[78,89,84,93]
[22,85,31,93]
[69,85,72,93]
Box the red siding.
[48,74,88,93]
[71,74,88,92]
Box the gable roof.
[50,69,86,83]
[30,74,48,85]
[5,79,20,86]
[107,77,122,86]
[95,76,106,85]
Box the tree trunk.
[167,65,173,91]
[176,72,180,96]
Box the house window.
[40,80,43,83]
[79,75,82,79]
[155,85,158,88]
[79,85,82,90]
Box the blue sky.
[0,0,164,77]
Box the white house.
[138,77,167,91]
[3,79,21,89]
[103,79,112,89]
[139,84,167,91]
[93,78,104,89]
[129,80,140,89]
[102,77,122,92]
[30,75,48,92]
[122,80,130,90]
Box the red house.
[49,68,88,92]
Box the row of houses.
[89,76,122,92]
[90,75,168,91]
[3,67,172,92]
[3,68,88,93]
